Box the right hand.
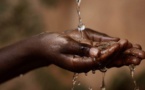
[63,28,145,69]
[33,28,144,73]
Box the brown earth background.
[0,0,145,90]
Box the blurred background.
[0,0,145,90]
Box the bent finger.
[61,55,100,73]
[99,43,120,62]
[124,48,145,59]
[133,44,142,50]
[124,56,141,66]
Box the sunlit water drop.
[129,64,139,90]
[100,67,107,90]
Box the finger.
[84,28,120,42]
[111,39,129,64]
[107,58,123,68]
[124,56,141,65]
[118,39,130,51]
[124,48,145,59]
[133,44,142,50]
[104,39,129,66]
[98,43,120,62]
[60,55,98,73]
[126,42,133,49]
[106,55,141,68]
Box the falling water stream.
[75,0,85,39]
[73,1,141,90]
[72,73,82,90]
[129,64,139,90]
[100,67,107,90]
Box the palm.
[38,28,145,73]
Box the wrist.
[24,33,55,65]
[0,35,52,83]
[21,36,49,65]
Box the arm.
[0,36,51,84]
[0,29,118,83]
[0,28,144,84]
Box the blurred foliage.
[35,69,70,90]
[137,72,145,90]
[0,0,145,90]
[108,71,133,90]
[109,71,145,90]
[0,0,9,13]
[0,0,43,46]
[40,0,59,8]
[34,68,86,90]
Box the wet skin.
[0,28,144,84]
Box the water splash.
[129,64,139,90]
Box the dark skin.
[0,28,144,84]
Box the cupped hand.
[35,28,145,73]
[64,28,145,69]
[35,28,121,73]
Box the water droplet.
[76,0,81,6]
[100,67,107,90]
[88,86,93,90]
[78,24,85,31]
[100,67,107,73]
[101,87,106,90]
[92,70,96,74]
[19,74,23,78]
[78,81,81,86]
